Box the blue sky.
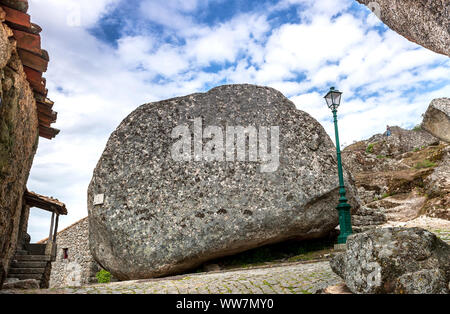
[26,0,449,241]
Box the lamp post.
[324,87,352,245]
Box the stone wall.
[0,15,39,287]
[49,217,101,288]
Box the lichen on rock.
[330,227,450,294]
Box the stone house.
[38,217,102,288]
[0,0,62,289]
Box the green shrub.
[366,143,374,154]
[96,269,111,283]
[381,192,391,199]
[413,147,420,152]
[414,160,436,169]
[412,125,421,131]
[376,155,386,159]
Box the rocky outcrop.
[0,18,38,287]
[342,126,439,177]
[342,120,449,222]
[422,98,450,143]
[88,84,360,280]
[365,126,439,158]
[356,0,450,56]
[331,227,450,294]
[423,145,450,220]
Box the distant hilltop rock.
[356,0,450,56]
[87,84,360,280]
[422,98,450,143]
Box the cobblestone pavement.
[3,223,448,295]
[2,261,343,294]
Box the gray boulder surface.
[2,278,39,290]
[422,98,450,143]
[88,84,360,280]
[331,227,450,294]
[356,0,450,56]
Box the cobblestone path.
[2,260,342,294]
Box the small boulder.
[330,227,450,294]
[202,263,221,272]
[321,283,352,294]
[2,279,39,290]
[422,98,450,143]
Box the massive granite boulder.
[422,98,450,143]
[356,0,450,56]
[331,227,450,294]
[88,84,360,280]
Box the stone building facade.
[44,217,101,288]
[0,0,60,288]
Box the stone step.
[8,267,45,274]
[15,250,28,256]
[14,254,50,261]
[11,261,47,268]
[7,273,43,281]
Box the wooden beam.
[1,5,30,28]
[11,28,40,54]
[24,191,67,215]
[39,125,60,140]
[17,48,48,72]
[37,103,57,123]
[38,116,54,127]
[34,91,49,102]
[36,99,54,111]
[23,65,46,94]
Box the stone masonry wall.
[0,15,39,287]
[49,217,101,288]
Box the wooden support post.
[45,211,55,258]
[52,214,59,243]
[48,211,55,243]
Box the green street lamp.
[324,87,352,245]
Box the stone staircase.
[7,248,51,288]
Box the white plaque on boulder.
[93,194,104,205]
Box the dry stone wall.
[49,217,101,288]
